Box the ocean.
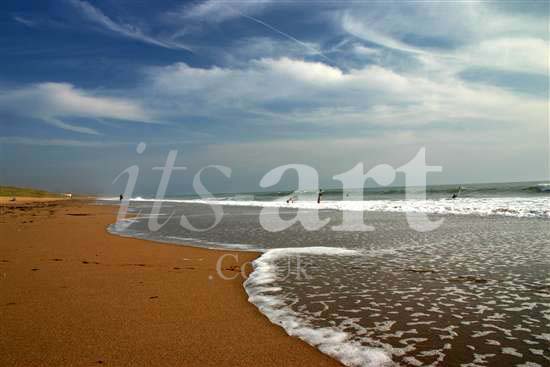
[100,181,550,367]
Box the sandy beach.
[0,199,341,366]
[0,197,69,204]
[3,1,548,365]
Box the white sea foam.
[98,196,550,219]
[244,247,392,367]
[501,347,522,358]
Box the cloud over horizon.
[1,0,548,192]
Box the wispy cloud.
[174,0,331,61]
[68,0,192,51]
[341,13,430,56]
[13,15,36,28]
[352,44,380,57]
[221,37,325,65]
[235,10,334,63]
[180,0,272,22]
[43,117,100,135]
[0,82,151,135]
[338,3,549,75]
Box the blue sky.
[0,0,548,194]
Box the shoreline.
[0,199,341,366]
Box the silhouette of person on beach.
[451,186,462,199]
[119,194,123,201]
[317,189,323,204]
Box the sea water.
[101,181,550,366]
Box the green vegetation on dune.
[0,186,63,197]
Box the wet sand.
[0,200,340,366]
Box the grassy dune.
[0,186,63,197]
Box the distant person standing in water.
[119,194,123,201]
[317,189,323,204]
[451,186,462,199]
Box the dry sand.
[0,200,341,366]
[0,197,68,204]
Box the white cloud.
[0,82,151,135]
[174,0,333,61]
[464,37,549,74]
[257,57,344,84]
[341,13,429,56]
[353,44,380,57]
[222,37,323,65]
[34,83,147,120]
[43,117,100,135]
[339,3,549,76]
[13,15,36,28]
[180,0,272,22]
[68,0,192,51]
[144,57,546,132]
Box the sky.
[0,0,548,195]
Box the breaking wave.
[98,196,550,219]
